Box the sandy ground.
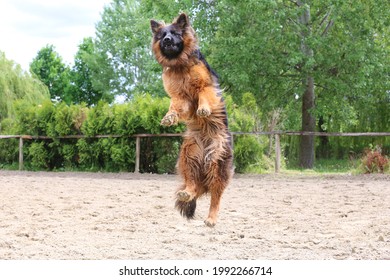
[0,170,389,260]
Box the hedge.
[0,93,270,173]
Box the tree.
[87,0,388,166]
[0,51,49,122]
[297,0,315,168]
[210,0,389,168]
[68,37,114,105]
[94,0,156,99]
[30,45,71,103]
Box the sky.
[0,0,112,71]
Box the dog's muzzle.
[163,35,174,47]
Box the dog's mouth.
[161,40,183,58]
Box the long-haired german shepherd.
[151,13,233,227]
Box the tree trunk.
[298,1,315,169]
[299,76,315,168]
[318,116,330,158]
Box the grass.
[285,158,359,174]
[313,158,359,173]
[0,163,19,171]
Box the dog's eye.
[171,31,182,37]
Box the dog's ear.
[175,13,189,29]
[150,20,162,34]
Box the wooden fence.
[1,132,389,173]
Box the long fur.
[151,13,233,227]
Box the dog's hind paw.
[177,190,193,202]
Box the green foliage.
[226,93,262,132]
[0,90,273,173]
[95,0,160,98]
[61,143,78,169]
[76,138,98,170]
[74,93,181,172]
[225,92,274,173]
[154,138,181,174]
[285,158,358,174]
[68,37,114,105]
[28,142,49,170]
[0,138,18,168]
[210,0,389,167]
[91,0,389,167]
[11,100,87,137]
[233,135,271,173]
[53,103,85,136]
[0,51,50,122]
[30,45,71,103]
[1,93,182,172]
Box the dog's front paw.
[196,107,211,117]
[161,113,178,126]
[204,217,217,227]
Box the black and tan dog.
[151,13,233,227]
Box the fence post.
[19,137,24,171]
[135,136,140,173]
[275,133,281,173]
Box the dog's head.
[151,13,197,67]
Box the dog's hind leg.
[204,178,225,227]
[204,158,232,227]
[175,197,197,220]
[175,137,203,219]
[177,138,202,200]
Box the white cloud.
[0,0,111,70]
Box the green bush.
[54,103,87,136]
[13,100,40,135]
[1,92,271,173]
[28,141,49,170]
[61,143,78,170]
[108,138,135,171]
[154,138,181,174]
[0,138,18,168]
[233,135,270,173]
[226,92,271,173]
[76,138,96,170]
[82,101,114,136]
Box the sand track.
[0,171,389,259]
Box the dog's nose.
[163,35,172,43]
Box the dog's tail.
[175,198,197,219]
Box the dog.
[150,13,233,227]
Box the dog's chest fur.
[162,63,212,99]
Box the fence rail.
[1,132,389,172]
